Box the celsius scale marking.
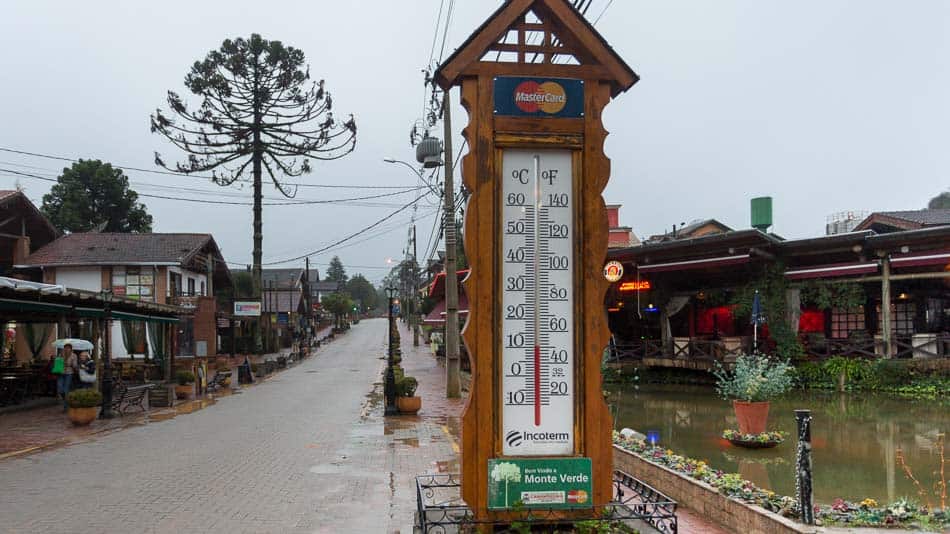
[501,150,574,456]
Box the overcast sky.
[1,1,947,282]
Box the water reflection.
[607,384,949,504]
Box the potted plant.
[175,369,196,400]
[713,354,793,435]
[395,375,421,414]
[66,389,102,425]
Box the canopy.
[423,293,470,326]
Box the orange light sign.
[619,280,651,292]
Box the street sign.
[501,150,574,456]
[234,301,261,316]
[488,458,592,510]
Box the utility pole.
[412,223,420,346]
[443,88,461,398]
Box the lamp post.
[99,288,115,419]
[384,285,399,416]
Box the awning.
[0,298,72,314]
[890,250,950,269]
[637,254,750,273]
[785,261,879,280]
[423,294,470,325]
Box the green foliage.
[713,354,794,402]
[800,281,865,311]
[66,388,102,408]
[230,271,255,299]
[321,292,354,328]
[928,191,950,209]
[344,274,377,311]
[175,369,195,385]
[41,160,152,233]
[730,264,803,360]
[325,256,348,284]
[395,375,417,397]
[823,356,871,384]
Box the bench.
[206,371,232,392]
[110,383,155,414]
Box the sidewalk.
[383,321,727,534]
[0,325,339,461]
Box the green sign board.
[488,458,593,510]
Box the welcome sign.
[493,77,584,118]
[487,458,593,510]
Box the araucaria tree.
[151,33,357,297]
[42,160,152,233]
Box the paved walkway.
[0,318,455,533]
[0,318,731,533]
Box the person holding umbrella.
[51,339,93,410]
[54,343,77,411]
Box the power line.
[592,0,614,25]
[0,167,427,207]
[261,191,431,266]
[0,146,416,190]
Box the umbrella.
[52,338,94,351]
[751,291,766,325]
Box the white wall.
[54,266,102,292]
[167,266,208,295]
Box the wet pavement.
[0,318,457,533]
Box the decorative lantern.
[415,135,443,169]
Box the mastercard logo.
[514,80,567,114]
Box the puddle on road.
[146,397,218,422]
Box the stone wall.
[613,445,816,534]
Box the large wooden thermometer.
[501,149,574,456]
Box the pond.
[606,383,949,505]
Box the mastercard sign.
[494,76,584,118]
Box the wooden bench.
[111,383,155,414]
[206,371,232,392]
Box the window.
[878,303,914,335]
[187,278,196,296]
[831,307,864,339]
[111,266,155,302]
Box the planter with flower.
[66,388,102,425]
[175,370,196,400]
[713,354,793,445]
[395,375,421,414]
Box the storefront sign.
[488,458,592,510]
[494,77,584,118]
[233,301,262,316]
[619,280,651,292]
[277,312,289,325]
[603,260,624,282]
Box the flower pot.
[175,384,193,400]
[67,406,99,426]
[733,400,770,435]
[396,396,421,415]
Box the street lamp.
[99,288,115,419]
[384,285,399,416]
[383,158,441,197]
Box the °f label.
[500,149,574,456]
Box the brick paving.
[0,318,730,533]
[0,318,456,533]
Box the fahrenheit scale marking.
[501,150,574,456]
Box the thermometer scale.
[501,149,574,456]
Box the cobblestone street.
[0,318,458,533]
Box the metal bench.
[111,383,154,414]
[206,371,232,392]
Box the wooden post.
[433,0,638,522]
[881,255,892,358]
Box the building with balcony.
[16,232,231,360]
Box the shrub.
[175,369,196,385]
[66,388,102,408]
[713,354,794,402]
[396,375,418,397]
[793,361,829,387]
